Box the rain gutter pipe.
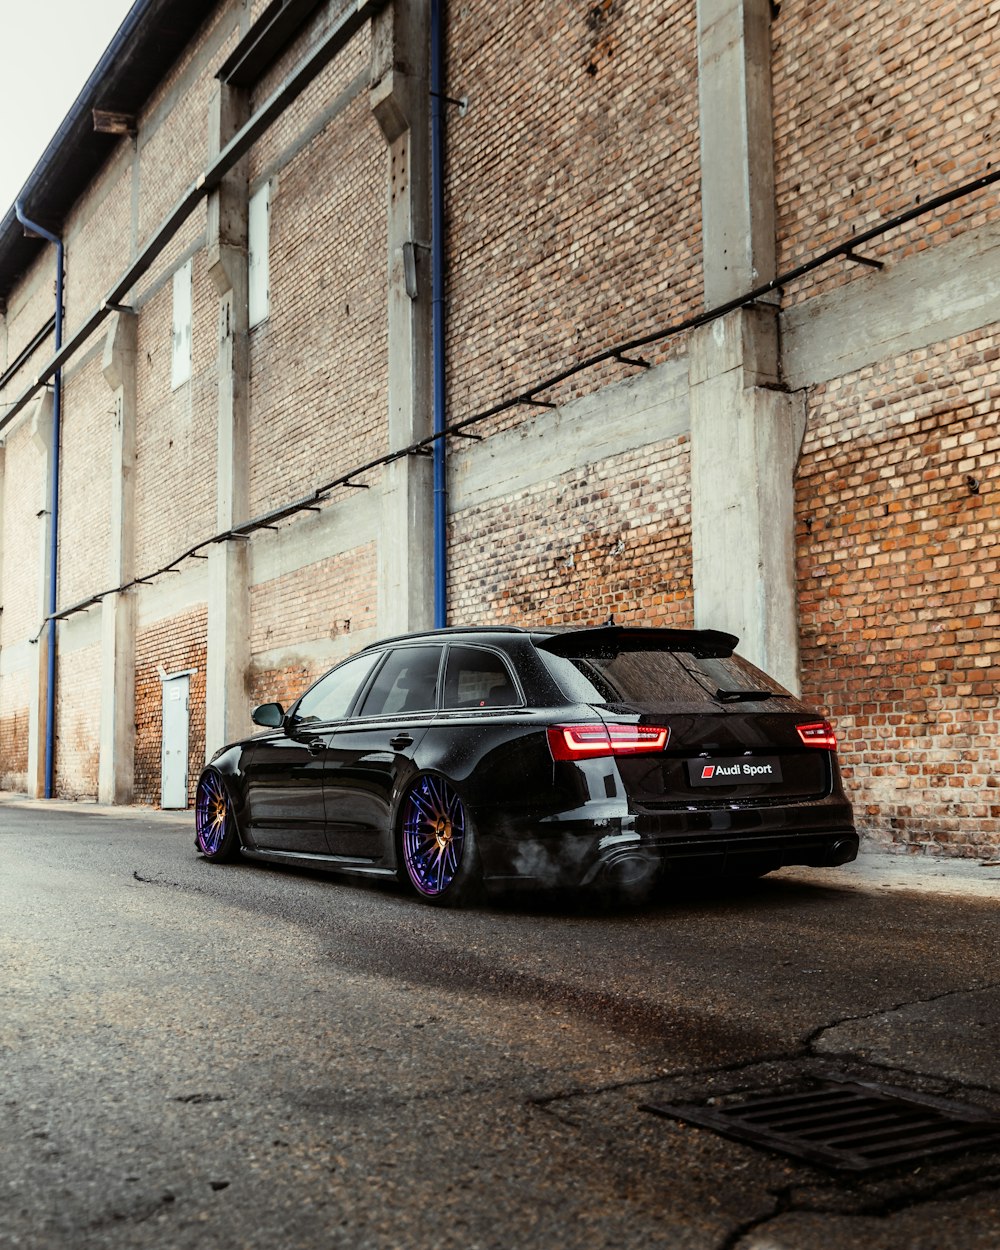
[14,200,62,800]
[430,0,447,627]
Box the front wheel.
[399,775,482,906]
[194,769,240,862]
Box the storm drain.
[642,1076,1000,1172]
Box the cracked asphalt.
[1,794,998,1249]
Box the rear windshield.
[539,647,790,706]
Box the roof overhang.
[0,0,215,301]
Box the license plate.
[687,756,784,786]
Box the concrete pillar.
[98,312,137,803]
[697,0,776,307]
[205,81,251,758]
[371,0,434,636]
[27,392,54,797]
[689,310,804,690]
[690,0,802,690]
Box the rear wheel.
[399,775,481,906]
[194,769,240,862]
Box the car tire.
[194,769,241,862]
[398,774,483,906]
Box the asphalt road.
[1,796,998,1250]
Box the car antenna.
[605,613,615,625]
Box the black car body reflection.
[194,625,857,904]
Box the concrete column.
[371,0,434,636]
[697,0,776,306]
[689,310,804,690]
[27,392,54,797]
[98,311,137,803]
[205,81,251,758]
[690,0,802,690]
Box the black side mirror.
[251,702,285,729]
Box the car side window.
[357,646,442,718]
[294,652,380,724]
[443,645,520,709]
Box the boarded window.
[171,259,192,389]
[249,182,270,328]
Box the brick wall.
[1,251,55,365]
[134,608,208,808]
[248,70,387,517]
[445,0,701,430]
[54,635,102,799]
[1,0,997,859]
[773,1,1000,304]
[134,251,218,573]
[797,328,1000,855]
[64,158,133,335]
[0,423,46,648]
[249,539,377,707]
[0,668,31,793]
[449,435,693,629]
[59,354,112,608]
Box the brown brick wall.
[248,83,387,517]
[796,327,1000,856]
[449,435,693,629]
[0,669,31,792]
[58,353,112,608]
[249,539,377,707]
[135,608,208,808]
[773,2,1000,304]
[134,252,218,573]
[54,635,101,799]
[445,0,702,430]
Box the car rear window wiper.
[714,689,791,703]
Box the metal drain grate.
[642,1077,1000,1172]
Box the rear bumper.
[477,799,858,889]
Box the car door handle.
[390,733,413,750]
[307,738,325,756]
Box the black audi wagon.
[195,624,857,903]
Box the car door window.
[293,652,380,724]
[443,646,520,709]
[357,646,442,717]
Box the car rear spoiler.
[534,626,739,659]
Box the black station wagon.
[195,625,857,903]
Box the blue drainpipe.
[430,0,447,628]
[15,200,62,800]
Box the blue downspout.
[430,0,447,628]
[15,200,62,800]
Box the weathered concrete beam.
[783,221,1000,389]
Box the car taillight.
[796,720,837,750]
[547,724,670,761]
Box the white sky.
[0,0,137,213]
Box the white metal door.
[161,674,190,809]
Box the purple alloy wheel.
[402,776,467,897]
[195,771,230,856]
